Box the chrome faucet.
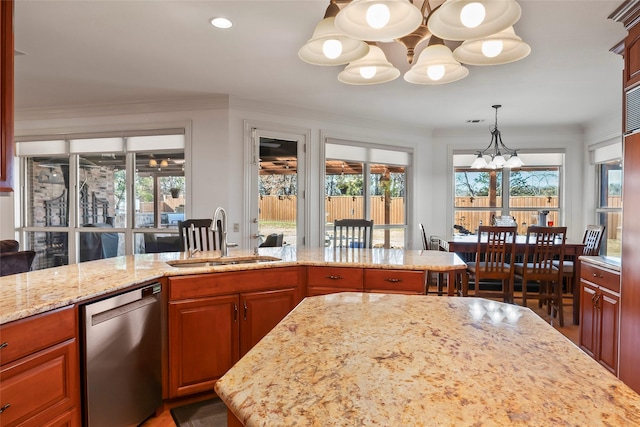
[214,207,237,257]
[188,248,200,258]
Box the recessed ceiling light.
[210,17,232,29]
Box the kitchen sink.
[167,255,282,268]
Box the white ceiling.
[13,0,629,132]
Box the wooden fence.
[259,195,406,225]
[454,196,622,236]
[260,195,622,237]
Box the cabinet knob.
[0,403,10,414]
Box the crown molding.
[15,95,230,121]
[609,0,640,29]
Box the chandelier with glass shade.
[298,0,531,85]
[470,104,524,169]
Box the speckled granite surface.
[0,248,465,324]
[215,293,640,426]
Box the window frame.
[453,152,564,235]
[16,130,186,268]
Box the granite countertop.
[579,255,621,272]
[215,293,640,426]
[0,247,466,324]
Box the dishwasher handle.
[91,284,160,326]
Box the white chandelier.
[470,104,524,169]
[298,0,531,85]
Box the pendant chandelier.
[470,104,524,169]
[298,0,531,85]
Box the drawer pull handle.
[385,278,402,283]
[0,342,7,350]
[244,301,248,321]
[0,403,10,414]
[326,275,343,280]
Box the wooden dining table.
[438,234,585,325]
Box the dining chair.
[465,225,517,302]
[554,225,605,294]
[178,219,220,252]
[514,226,567,325]
[419,223,428,250]
[333,219,374,248]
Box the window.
[596,161,622,257]
[17,130,186,270]
[324,140,410,248]
[453,153,563,235]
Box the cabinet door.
[621,132,640,392]
[579,280,598,359]
[168,295,240,398]
[0,340,79,427]
[240,288,297,356]
[597,287,620,375]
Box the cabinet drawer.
[0,339,79,427]
[0,306,76,366]
[580,263,620,294]
[364,269,426,294]
[170,267,301,300]
[307,267,363,289]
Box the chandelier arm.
[496,131,519,154]
[476,134,499,156]
[421,0,432,17]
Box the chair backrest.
[582,225,605,256]
[333,219,374,248]
[474,225,517,277]
[260,233,284,247]
[178,219,219,252]
[418,223,428,250]
[0,250,36,276]
[523,226,567,279]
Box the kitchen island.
[214,293,640,426]
[0,246,466,324]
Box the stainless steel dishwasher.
[81,282,162,427]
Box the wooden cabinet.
[579,261,620,375]
[306,266,427,296]
[239,288,297,356]
[168,294,240,398]
[612,0,640,393]
[167,267,303,398]
[306,266,363,296]
[623,17,640,90]
[0,0,14,192]
[364,269,427,294]
[0,306,80,427]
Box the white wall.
[227,98,429,248]
[6,97,621,248]
[8,97,431,248]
